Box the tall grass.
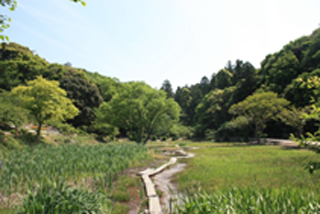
[18,180,104,214]
[0,143,148,208]
[172,188,320,214]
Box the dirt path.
[152,163,186,213]
[139,146,195,214]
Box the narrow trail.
[153,163,186,213]
[138,147,195,214]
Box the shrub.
[111,190,130,202]
[172,135,178,141]
[0,135,21,150]
[161,136,167,141]
[20,132,36,145]
[113,202,129,214]
[18,181,103,214]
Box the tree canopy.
[94,81,181,143]
[10,76,79,142]
[229,92,290,143]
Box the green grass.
[0,143,149,212]
[172,188,320,214]
[176,145,320,192]
[172,145,320,213]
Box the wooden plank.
[149,196,162,214]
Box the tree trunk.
[36,122,42,143]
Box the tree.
[279,106,310,138]
[0,43,49,91]
[215,69,233,89]
[59,73,103,128]
[94,81,181,144]
[194,87,235,137]
[0,90,28,135]
[10,76,79,143]
[160,79,174,98]
[174,86,193,125]
[229,92,290,144]
[292,76,320,173]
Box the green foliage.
[59,73,103,128]
[0,43,49,91]
[48,121,79,135]
[111,190,130,202]
[95,81,181,143]
[173,188,320,214]
[0,143,148,205]
[215,68,233,89]
[0,135,21,150]
[161,136,167,141]
[160,79,174,98]
[84,70,122,102]
[279,106,310,137]
[113,202,129,214]
[10,76,79,142]
[0,90,28,131]
[195,87,235,137]
[169,123,193,139]
[229,92,290,143]
[18,180,103,214]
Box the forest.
[2,28,320,144]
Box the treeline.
[0,43,182,143]
[1,28,320,143]
[169,28,320,141]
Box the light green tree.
[11,76,79,142]
[279,106,310,138]
[94,81,181,144]
[293,76,320,173]
[229,92,290,144]
[0,90,28,135]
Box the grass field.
[176,145,320,192]
[172,144,320,213]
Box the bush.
[53,123,78,135]
[151,135,158,141]
[20,132,36,144]
[113,202,129,214]
[0,135,22,150]
[18,181,103,214]
[161,136,167,141]
[172,135,178,141]
[111,190,130,202]
[205,129,216,141]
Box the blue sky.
[2,0,320,90]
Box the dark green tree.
[160,79,174,98]
[0,43,48,91]
[215,69,233,89]
[59,74,103,128]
